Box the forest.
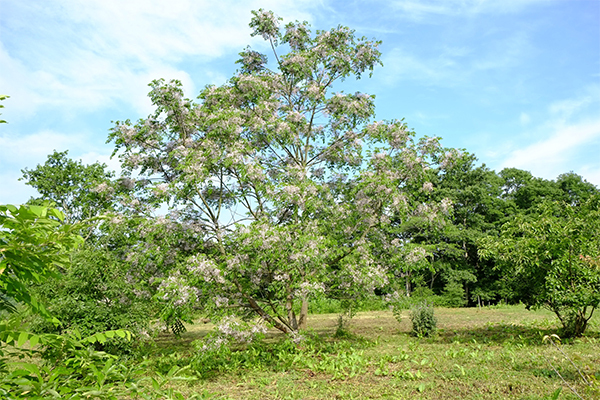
[1,9,599,400]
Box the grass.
[143,305,600,400]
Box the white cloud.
[496,109,600,187]
[549,92,597,120]
[579,165,600,188]
[0,171,38,206]
[488,85,600,186]
[0,130,88,166]
[0,0,317,120]
[501,118,600,175]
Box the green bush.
[29,246,154,353]
[410,301,437,337]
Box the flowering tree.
[108,10,453,334]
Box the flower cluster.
[157,272,198,307]
[91,182,114,195]
[188,255,224,284]
[294,281,325,298]
[406,247,428,264]
[198,317,268,352]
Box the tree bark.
[298,296,309,330]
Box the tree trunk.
[285,292,298,332]
[298,296,309,330]
[246,295,291,333]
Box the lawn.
[147,305,599,400]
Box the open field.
[147,305,600,400]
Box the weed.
[410,301,437,337]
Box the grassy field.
[148,305,599,400]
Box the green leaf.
[95,333,107,344]
[28,334,40,348]
[15,362,41,377]
[28,205,46,217]
[17,331,29,347]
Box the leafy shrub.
[190,329,373,378]
[410,301,437,337]
[29,246,154,353]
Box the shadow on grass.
[434,323,600,346]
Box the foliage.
[409,301,437,337]
[21,150,116,224]
[0,203,208,399]
[29,245,154,350]
[0,326,206,400]
[479,197,600,337]
[107,9,454,334]
[0,204,83,317]
[21,150,208,339]
[0,95,8,124]
[190,330,371,380]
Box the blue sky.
[1,0,599,204]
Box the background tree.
[430,152,508,306]
[479,197,600,337]
[21,150,116,224]
[555,172,599,205]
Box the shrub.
[30,247,153,337]
[410,301,437,337]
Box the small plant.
[410,301,437,337]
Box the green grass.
[141,305,600,400]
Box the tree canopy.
[106,9,456,334]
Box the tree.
[430,152,508,306]
[555,172,599,205]
[499,168,561,212]
[21,150,115,224]
[479,197,600,337]
[108,9,454,334]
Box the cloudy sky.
[1,0,599,204]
